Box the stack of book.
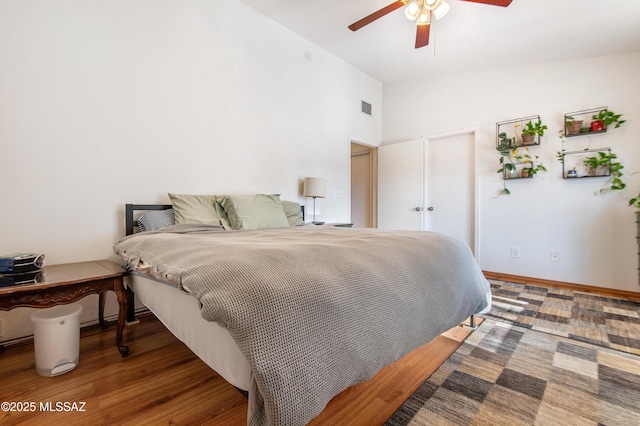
[0,253,45,287]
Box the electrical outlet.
[511,247,521,258]
[334,190,343,198]
[550,251,560,263]
[0,318,4,339]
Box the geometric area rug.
[385,318,640,425]
[484,280,640,355]
[386,281,640,425]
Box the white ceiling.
[238,0,640,83]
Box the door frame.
[349,140,378,228]
[422,127,480,260]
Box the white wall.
[383,51,640,292]
[0,0,382,341]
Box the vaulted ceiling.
[239,0,640,83]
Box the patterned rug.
[486,280,640,355]
[386,281,640,425]
[386,318,640,425]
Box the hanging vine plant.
[497,132,547,196]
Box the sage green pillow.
[281,200,304,226]
[168,193,221,225]
[214,198,232,230]
[218,194,289,230]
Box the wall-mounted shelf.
[562,147,612,179]
[496,115,542,148]
[564,107,607,137]
[502,162,536,180]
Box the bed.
[114,193,491,426]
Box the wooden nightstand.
[0,260,129,357]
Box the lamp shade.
[303,177,327,198]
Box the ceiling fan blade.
[460,0,512,6]
[348,1,407,32]
[415,24,430,48]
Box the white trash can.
[30,304,83,377]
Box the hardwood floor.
[0,313,476,425]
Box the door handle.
[427,207,434,211]
[415,207,422,211]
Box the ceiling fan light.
[433,0,450,20]
[425,0,439,8]
[404,0,421,21]
[417,8,431,25]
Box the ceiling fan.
[348,0,512,49]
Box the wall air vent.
[361,101,372,116]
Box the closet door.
[378,132,477,255]
[378,140,424,231]
[424,132,476,253]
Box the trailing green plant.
[591,109,626,129]
[497,134,516,174]
[556,130,566,164]
[496,146,547,196]
[519,152,547,177]
[522,119,548,137]
[583,151,625,191]
[583,153,607,173]
[496,132,517,152]
[629,172,640,209]
[496,135,515,196]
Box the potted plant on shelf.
[517,150,547,178]
[565,116,583,135]
[496,141,547,195]
[583,153,610,177]
[590,109,626,132]
[521,119,548,145]
[583,151,625,191]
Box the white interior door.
[424,132,476,252]
[377,132,477,254]
[378,140,424,231]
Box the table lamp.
[303,177,327,225]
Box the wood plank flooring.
[0,313,476,425]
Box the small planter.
[590,120,605,132]
[565,120,583,135]
[505,168,518,179]
[587,165,610,177]
[521,133,535,145]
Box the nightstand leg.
[98,291,107,329]
[114,278,130,357]
[126,286,136,323]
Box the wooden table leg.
[98,291,107,330]
[114,278,130,357]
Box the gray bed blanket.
[114,224,491,425]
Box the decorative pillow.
[214,198,232,230]
[137,209,175,232]
[218,194,289,230]
[281,200,304,226]
[168,193,221,225]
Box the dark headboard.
[125,204,172,236]
[125,203,305,236]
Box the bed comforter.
[114,224,491,425]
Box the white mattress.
[130,273,252,391]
